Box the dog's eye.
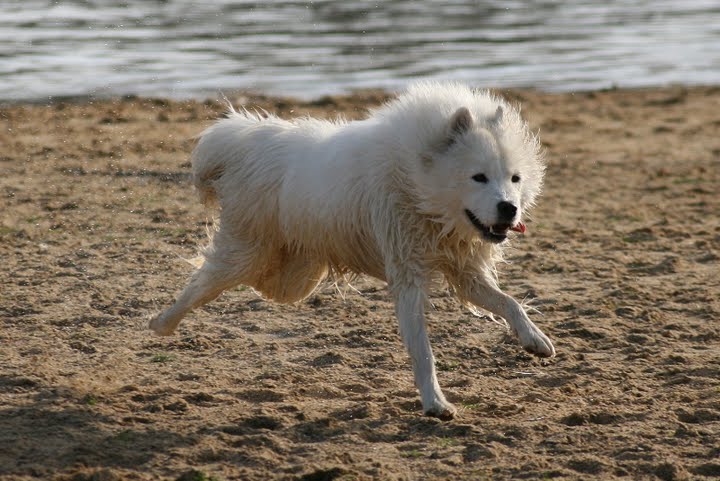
[472,173,488,183]
[511,174,521,183]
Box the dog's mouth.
[464,209,525,243]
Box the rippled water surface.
[2,0,719,101]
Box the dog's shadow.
[0,374,195,477]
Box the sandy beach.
[1,86,719,480]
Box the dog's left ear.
[490,106,503,125]
[446,107,473,146]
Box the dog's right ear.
[446,107,473,147]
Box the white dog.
[150,82,555,419]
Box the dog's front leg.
[393,284,456,419]
[466,280,555,357]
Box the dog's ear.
[446,107,473,146]
[490,106,503,125]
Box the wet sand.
[1,86,719,480]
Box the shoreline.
[1,83,718,107]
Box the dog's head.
[413,104,544,244]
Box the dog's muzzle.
[465,209,524,243]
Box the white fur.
[150,82,555,419]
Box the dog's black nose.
[497,201,517,221]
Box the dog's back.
[190,110,387,268]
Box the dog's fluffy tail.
[191,108,261,207]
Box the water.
[2,0,719,102]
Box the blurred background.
[2,0,719,102]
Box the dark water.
[2,0,719,101]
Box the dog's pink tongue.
[511,223,526,234]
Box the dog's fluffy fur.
[150,82,555,419]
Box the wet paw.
[518,325,555,358]
[148,313,176,336]
[424,400,457,420]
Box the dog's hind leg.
[149,233,260,336]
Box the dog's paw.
[148,313,176,336]
[517,324,555,358]
[424,400,457,420]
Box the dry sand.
[1,86,719,481]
